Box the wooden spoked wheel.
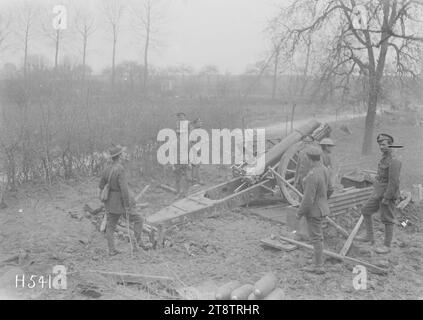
[277,141,304,206]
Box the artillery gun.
[144,120,373,248]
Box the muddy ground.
[0,115,422,300]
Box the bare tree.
[74,6,96,81]
[130,0,166,93]
[14,1,39,77]
[103,0,125,86]
[0,9,12,54]
[273,0,423,154]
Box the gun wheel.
[277,142,304,206]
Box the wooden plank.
[87,270,175,283]
[159,184,177,194]
[277,235,388,275]
[135,185,150,202]
[260,238,298,251]
[269,167,303,198]
[339,215,363,256]
[325,217,349,238]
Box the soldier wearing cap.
[294,135,318,194]
[99,146,146,256]
[356,133,402,255]
[296,146,334,274]
[319,138,335,169]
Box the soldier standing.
[190,117,204,185]
[319,138,335,169]
[99,146,145,256]
[296,147,334,274]
[174,112,190,198]
[294,135,317,194]
[356,134,402,254]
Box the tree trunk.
[24,28,29,78]
[82,30,87,81]
[143,14,151,94]
[272,49,279,100]
[111,32,117,86]
[361,79,378,154]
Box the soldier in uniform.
[294,135,317,194]
[174,112,190,198]
[190,117,204,185]
[296,147,334,274]
[99,146,146,256]
[356,133,402,254]
[319,138,335,169]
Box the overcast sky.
[0,0,284,74]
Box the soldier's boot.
[355,215,375,244]
[303,241,325,275]
[133,221,149,250]
[106,224,121,256]
[375,224,393,254]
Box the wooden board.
[260,238,298,251]
[339,215,363,256]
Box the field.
[0,114,422,300]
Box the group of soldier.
[97,116,403,270]
[295,133,402,274]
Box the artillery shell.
[231,284,254,300]
[254,273,277,298]
[215,281,241,300]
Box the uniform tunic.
[297,164,333,243]
[361,152,401,225]
[321,150,332,168]
[99,163,131,214]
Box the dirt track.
[1,116,423,300]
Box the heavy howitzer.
[144,120,372,248]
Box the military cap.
[377,133,404,148]
[109,145,125,158]
[319,138,335,146]
[176,112,186,117]
[376,133,394,144]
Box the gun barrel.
[242,119,321,176]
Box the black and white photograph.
[0,0,422,303]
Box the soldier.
[319,138,335,169]
[356,133,402,254]
[190,117,204,185]
[296,147,334,274]
[99,146,146,256]
[174,112,190,198]
[294,135,317,194]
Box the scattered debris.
[75,283,102,299]
[87,270,175,285]
[159,184,177,194]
